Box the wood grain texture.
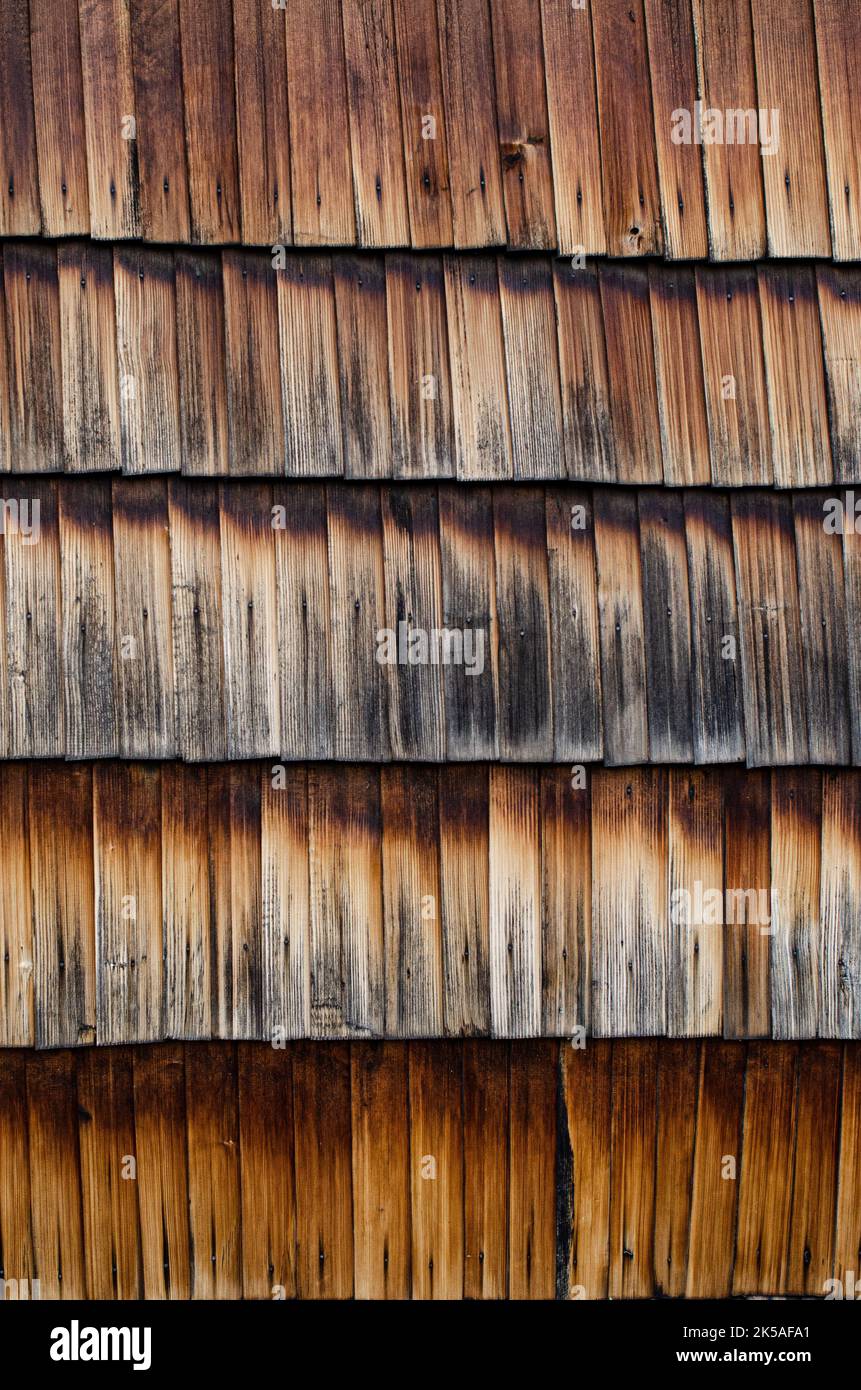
[444,255,512,481]
[59,477,119,759]
[541,0,605,255]
[770,770,822,1041]
[130,0,191,242]
[272,483,335,761]
[341,0,410,248]
[0,1041,858,1300]
[112,478,175,759]
[285,0,356,246]
[408,1040,464,1298]
[591,770,667,1037]
[690,0,766,260]
[29,0,90,236]
[238,1043,297,1299]
[732,492,808,766]
[653,1039,698,1296]
[93,763,163,1045]
[0,0,42,236]
[695,265,772,487]
[114,248,181,476]
[591,0,662,257]
[598,264,662,484]
[76,1048,141,1298]
[307,766,385,1039]
[638,490,694,764]
[643,0,708,260]
[333,254,393,478]
[58,242,121,474]
[219,482,280,758]
[488,767,541,1038]
[78,0,140,238]
[820,772,861,1039]
[177,0,239,242]
[3,477,63,757]
[381,486,446,760]
[277,255,344,477]
[391,0,454,247]
[814,0,861,260]
[3,243,62,471]
[552,262,615,482]
[793,490,850,765]
[382,765,444,1037]
[0,764,33,1047]
[497,257,565,480]
[492,487,552,760]
[733,1042,797,1295]
[684,492,744,765]
[817,267,861,484]
[609,1039,657,1297]
[685,1040,745,1297]
[750,0,831,258]
[490,0,556,250]
[0,478,853,766]
[593,489,649,766]
[185,1043,241,1297]
[292,1042,355,1297]
[545,487,602,764]
[222,250,284,477]
[723,769,771,1040]
[168,479,227,761]
[508,1040,556,1298]
[385,254,454,478]
[758,266,832,487]
[29,764,96,1049]
[648,266,710,487]
[436,0,506,247]
[326,483,390,760]
[231,0,291,246]
[462,1039,508,1297]
[4,0,861,257]
[132,1045,191,1299]
[667,770,723,1038]
[5,764,857,1044]
[438,766,491,1037]
[0,245,857,479]
[351,1042,410,1297]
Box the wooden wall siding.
[0,763,860,1046]
[0,1040,857,1298]
[4,244,861,482]
[1,1,857,258]
[0,479,856,765]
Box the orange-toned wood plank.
[541,0,606,255]
[591,0,662,256]
[409,1040,464,1299]
[292,1041,355,1297]
[351,1042,411,1299]
[462,1039,509,1298]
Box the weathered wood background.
[1,244,860,483]
[0,1039,857,1300]
[0,762,858,1046]
[0,479,853,765]
[1,0,858,260]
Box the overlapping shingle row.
[3,0,860,259]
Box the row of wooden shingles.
[0,478,855,766]
[1,241,859,485]
[0,761,857,1047]
[0,1040,857,1299]
[1,0,859,259]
